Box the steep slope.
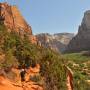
[0,66,43,90]
[66,10,90,52]
[0,24,67,90]
[0,2,32,35]
[0,2,74,90]
[36,33,74,52]
[0,2,37,44]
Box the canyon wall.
[66,10,90,52]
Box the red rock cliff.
[0,2,32,35]
[0,2,38,44]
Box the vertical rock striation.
[66,10,90,52]
[0,2,38,44]
[0,2,32,35]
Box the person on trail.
[20,69,26,82]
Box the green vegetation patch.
[0,24,67,90]
[63,53,90,90]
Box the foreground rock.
[0,76,43,90]
[66,10,90,52]
[0,64,43,90]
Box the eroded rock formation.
[36,33,74,52]
[0,2,32,34]
[0,2,38,44]
[0,64,43,90]
[66,10,90,52]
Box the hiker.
[20,68,26,82]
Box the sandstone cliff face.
[54,33,74,45]
[0,2,38,44]
[0,2,32,36]
[66,10,90,52]
[36,33,74,52]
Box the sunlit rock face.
[66,10,90,52]
[36,33,74,52]
[0,2,32,35]
[0,2,38,44]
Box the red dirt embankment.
[0,64,43,90]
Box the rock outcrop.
[0,64,43,90]
[36,33,74,52]
[0,2,32,35]
[0,2,38,44]
[65,10,90,52]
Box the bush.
[2,49,18,69]
[40,49,67,90]
[30,75,41,82]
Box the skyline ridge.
[0,0,90,35]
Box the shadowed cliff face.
[66,10,90,53]
[0,2,32,35]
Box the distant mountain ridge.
[36,33,74,52]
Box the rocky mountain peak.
[0,2,38,44]
[0,2,32,35]
[65,10,90,52]
[82,10,90,30]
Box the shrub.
[30,75,41,83]
[2,49,18,69]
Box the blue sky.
[1,0,90,34]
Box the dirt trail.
[66,66,73,90]
[0,64,43,90]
